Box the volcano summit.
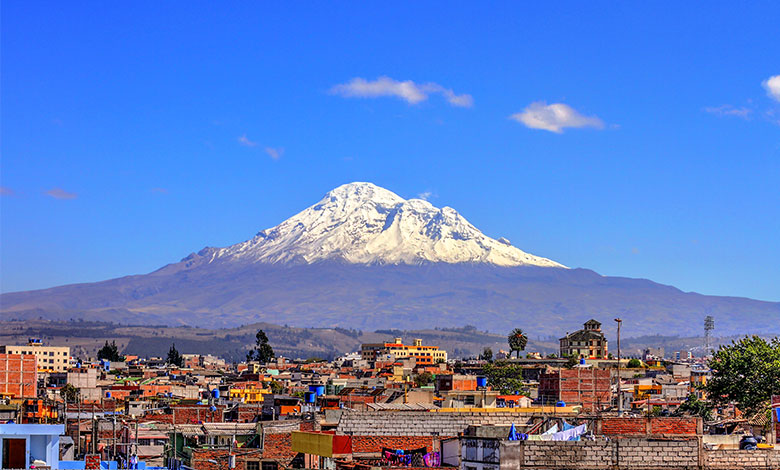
[181,182,564,269]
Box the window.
[465,445,477,462]
[247,462,260,470]
[261,462,278,470]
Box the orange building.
[0,354,37,398]
[361,338,447,365]
[22,398,58,423]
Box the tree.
[481,347,493,362]
[704,335,780,415]
[674,393,712,421]
[167,343,183,367]
[481,362,528,395]
[247,329,275,363]
[564,354,578,369]
[97,340,123,362]
[627,358,642,368]
[269,381,284,394]
[61,383,80,403]
[414,371,434,388]
[508,328,528,359]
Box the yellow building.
[0,340,70,372]
[361,337,447,365]
[229,385,269,403]
[633,384,662,401]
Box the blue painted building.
[0,423,65,469]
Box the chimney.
[394,337,403,345]
[414,339,422,347]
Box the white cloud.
[238,134,257,147]
[763,75,780,102]
[330,76,473,107]
[417,191,433,201]
[45,188,77,200]
[265,147,284,160]
[704,105,752,119]
[509,102,604,133]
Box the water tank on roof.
[476,377,488,388]
[106,392,111,398]
[211,389,220,399]
[579,358,586,365]
[210,405,217,412]
[305,392,316,403]
[556,401,566,407]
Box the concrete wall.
[500,438,699,470]
[495,438,780,470]
[705,449,780,469]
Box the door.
[2,438,26,469]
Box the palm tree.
[508,328,528,359]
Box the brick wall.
[263,432,296,459]
[497,437,780,470]
[190,448,263,470]
[539,369,611,411]
[501,438,700,470]
[600,417,700,436]
[0,354,37,398]
[351,435,436,454]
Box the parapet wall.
[502,438,700,470]
[500,438,780,470]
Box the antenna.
[704,316,714,354]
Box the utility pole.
[77,394,82,458]
[614,318,623,416]
[112,415,117,462]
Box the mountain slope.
[1,182,777,338]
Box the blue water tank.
[556,401,566,407]
[309,385,325,396]
[211,389,220,399]
[210,405,217,412]
[106,392,111,398]
[476,377,488,388]
[579,358,586,365]
[305,392,316,403]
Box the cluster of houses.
[0,321,778,469]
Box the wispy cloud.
[330,76,473,107]
[763,75,780,102]
[264,147,284,160]
[509,101,604,133]
[417,191,433,201]
[45,188,77,200]
[151,187,169,194]
[704,104,752,119]
[238,134,258,147]
[0,186,14,196]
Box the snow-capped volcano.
[195,182,565,268]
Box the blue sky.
[1,2,779,301]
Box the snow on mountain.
[197,182,565,268]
